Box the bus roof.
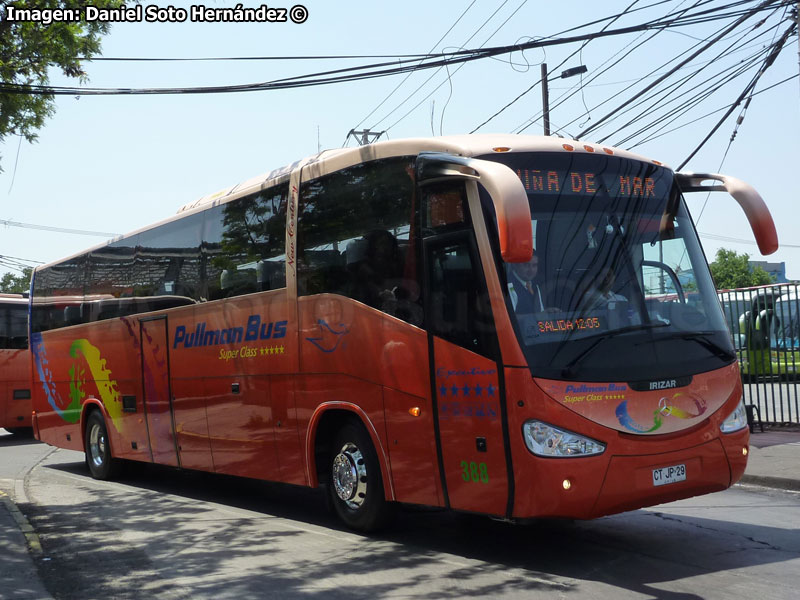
[177,134,669,213]
[0,293,28,305]
[35,134,669,273]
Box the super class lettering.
[174,315,287,349]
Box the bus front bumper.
[513,428,749,519]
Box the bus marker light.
[563,479,572,490]
[603,147,614,155]
[492,147,512,153]
[562,144,574,151]
[743,447,748,456]
[409,407,421,417]
[583,145,595,153]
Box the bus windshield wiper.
[560,323,670,379]
[659,331,736,361]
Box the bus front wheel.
[328,421,390,532]
[84,411,122,480]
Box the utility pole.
[345,128,386,146]
[796,1,799,104]
[541,63,550,136]
[541,64,587,137]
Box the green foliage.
[709,248,774,290]
[0,267,32,293]
[0,1,124,169]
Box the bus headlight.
[522,420,606,457]
[720,399,748,433]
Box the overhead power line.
[677,18,795,169]
[1,0,790,97]
[0,219,119,237]
[700,232,800,248]
[578,0,782,140]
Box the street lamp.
[540,63,588,136]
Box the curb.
[738,474,800,493]
[0,490,43,555]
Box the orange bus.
[29,135,777,530]
[0,293,32,435]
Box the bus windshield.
[771,295,800,350]
[481,151,732,382]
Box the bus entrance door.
[425,232,510,518]
[140,317,180,467]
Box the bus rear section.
[0,294,32,435]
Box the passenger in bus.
[507,254,546,313]
[348,230,400,309]
[346,230,424,326]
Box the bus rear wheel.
[328,421,390,532]
[84,411,122,480]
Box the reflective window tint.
[32,183,289,331]
[204,186,288,300]
[297,158,421,325]
[135,213,203,301]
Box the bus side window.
[203,185,288,300]
[296,158,421,325]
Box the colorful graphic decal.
[69,339,123,430]
[31,332,123,431]
[538,369,732,436]
[31,332,78,423]
[305,319,350,353]
[615,392,707,433]
[436,366,499,420]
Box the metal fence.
[718,283,800,424]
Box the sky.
[1,0,798,279]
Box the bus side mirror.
[676,172,778,255]
[417,153,532,262]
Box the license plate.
[652,464,686,487]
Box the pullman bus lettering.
[173,316,287,349]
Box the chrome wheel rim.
[332,442,367,509]
[88,423,106,468]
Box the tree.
[0,1,124,169]
[709,248,774,290]
[0,267,32,293]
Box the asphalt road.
[2,431,800,600]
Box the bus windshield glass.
[771,295,800,350]
[480,151,732,382]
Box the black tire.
[84,411,122,480]
[327,420,391,532]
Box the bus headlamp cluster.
[720,399,748,434]
[523,420,606,457]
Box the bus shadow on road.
[29,458,800,600]
[0,430,41,447]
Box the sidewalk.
[0,491,53,600]
[739,425,800,492]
